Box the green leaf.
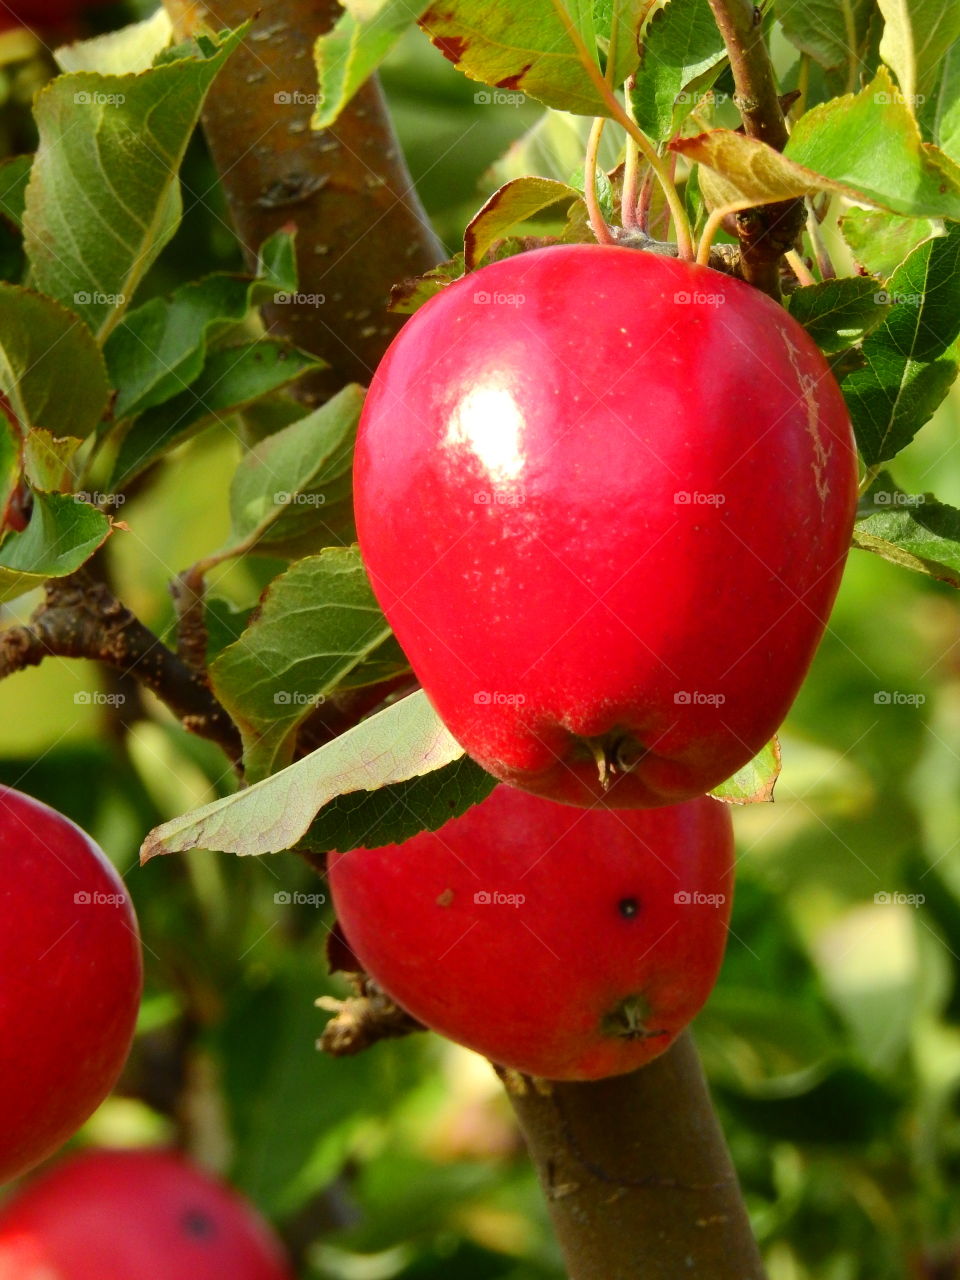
[786,277,890,354]
[710,737,781,804]
[839,207,941,277]
[55,5,174,75]
[23,429,83,492]
[842,222,960,465]
[313,0,430,130]
[935,41,960,162]
[877,0,960,107]
[257,227,299,294]
[23,27,245,342]
[300,753,495,854]
[0,491,112,603]
[111,340,321,488]
[629,0,727,142]
[0,285,109,439]
[209,546,408,782]
[419,0,607,116]
[139,690,467,859]
[227,384,362,555]
[106,272,280,421]
[853,475,960,587]
[484,109,623,188]
[464,177,581,269]
[204,595,255,664]
[0,156,32,231]
[389,253,466,315]
[778,0,874,72]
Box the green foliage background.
[1,3,960,1278]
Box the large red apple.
[0,786,142,1185]
[327,784,733,1080]
[0,1148,293,1278]
[354,244,857,807]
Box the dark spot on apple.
[436,888,454,907]
[619,897,639,919]
[181,1208,217,1240]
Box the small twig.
[317,975,424,1056]
[171,564,210,673]
[0,573,242,765]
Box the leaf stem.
[585,118,616,245]
[785,249,816,286]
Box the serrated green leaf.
[389,253,466,315]
[23,429,82,492]
[786,277,889,354]
[853,474,960,587]
[629,0,727,142]
[313,0,430,130]
[778,0,873,73]
[934,40,960,162]
[0,156,31,231]
[839,207,941,277]
[0,285,109,439]
[877,0,960,107]
[710,737,780,804]
[419,0,606,116]
[140,690,466,859]
[209,547,409,782]
[464,177,581,269]
[842,222,960,465]
[227,384,362,555]
[299,754,496,854]
[0,491,112,603]
[24,27,245,341]
[257,227,299,295]
[111,340,321,488]
[55,5,174,75]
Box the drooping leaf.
[464,177,581,269]
[209,546,408,782]
[853,474,960,587]
[877,0,960,108]
[839,207,941,277]
[842,222,960,465]
[140,690,467,859]
[629,0,727,142]
[24,27,245,341]
[786,277,889,354]
[0,491,112,603]
[55,5,174,75]
[710,738,781,805]
[0,285,109,439]
[111,340,322,487]
[299,753,496,854]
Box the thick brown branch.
[0,574,242,764]
[164,0,444,401]
[707,0,804,295]
[504,1033,767,1280]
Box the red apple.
[327,784,733,1080]
[354,244,857,807]
[0,1148,294,1278]
[0,787,142,1185]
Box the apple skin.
[354,244,858,807]
[327,785,733,1081]
[0,1149,294,1279]
[0,787,142,1186]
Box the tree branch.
[164,0,444,401]
[503,1033,767,1280]
[707,0,804,296]
[0,573,243,765]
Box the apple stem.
[805,198,837,280]
[585,118,617,246]
[696,205,736,265]
[620,80,642,231]
[785,249,816,287]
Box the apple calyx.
[601,994,668,1042]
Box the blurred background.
[1,4,959,1278]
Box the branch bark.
[503,1033,767,1280]
[707,0,804,296]
[164,0,444,401]
[0,573,242,765]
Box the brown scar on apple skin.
[780,326,831,503]
[436,888,455,907]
